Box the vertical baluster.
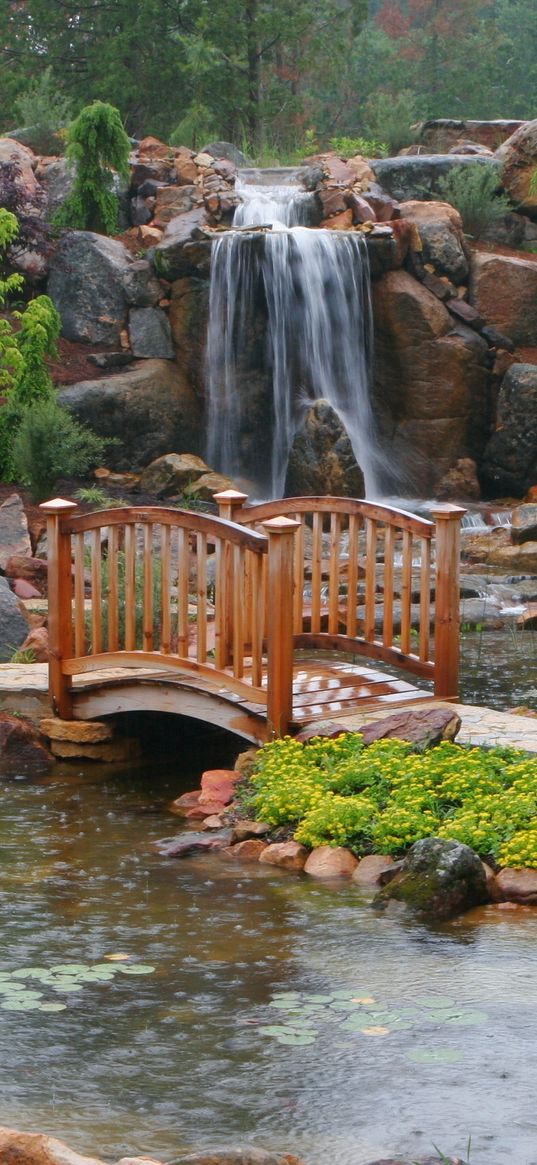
[263,517,299,736]
[196,530,207,663]
[73,531,86,658]
[382,524,395,649]
[250,552,263,687]
[124,523,136,651]
[328,510,341,635]
[107,525,119,652]
[214,536,226,669]
[160,524,171,654]
[91,528,102,655]
[431,504,466,698]
[311,510,322,633]
[364,518,377,642]
[233,543,245,678]
[346,514,358,637]
[142,522,154,653]
[419,536,431,662]
[39,499,77,718]
[177,527,189,657]
[400,529,413,655]
[293,514,304,634]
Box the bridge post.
[40,498,79,718]
[262,516,300,737]
[430,503,466,700]
[214,491,249,668]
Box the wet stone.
[151,830,234,857]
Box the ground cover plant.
[245,734,537,867]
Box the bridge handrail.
[215,491,465,701]
[40,499,299,734]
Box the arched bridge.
[41,492,466,744]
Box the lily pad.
[53,964,90,974]
[1,998,42,1011]
[407,1047,463,1064]
[416,995,456,1009]
[272,1031,316,1046]
[38,1002,68,1012]
[443,1010,488,1026]
[116,964,156,975]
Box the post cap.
[430,503,467,519]
[262,515,301,533]
[213,489,249,504]
[39,498,79,514]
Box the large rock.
[0,137,41,203]
[0,493,32,569]
[0,713,54,775]
[511,503,537,544]
[469,251,537,346]
[48,232,135,344]
[171,1150,302,1165]
[480,364,537,497]
[370,155,499,202]
[128,307,174,359]
[122,260,162,307]
[0,1126,105,1165]
[285,402,365,497]
[0,577,29,660]
[201,140,248,166]
[304,846,358,878]
[359,707,461,747]
[153,209,211,280]
[153,184,203,226]
[398,200,468,283]
[59,361,202,470]
[416,118,525,153]
[493,868,537,905]
[169,276,210,398]
[259,841,309,871]
[496,119,537,214]
[373,270,489,494]
[376,837,489,918]
[138,453,210,496]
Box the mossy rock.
[375,836,488,919]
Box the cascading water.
[206,179,385,499]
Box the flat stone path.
[1,665,537,754]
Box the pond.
[1,740,537,1165]
[460,624,537,712]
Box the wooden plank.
[62,650,268,704]
[419,536,431,663]
[432,505,464,698]
[177,527,189,657]
[91,528,102,655]
[124,523,136,651]
[160,523,171,655]
[107,524,119,652]
[237,496,434,538]
[196,530,207,663]
[311,510,322,633]
[63,506,269,553]
[250,553,264,688]
[328,511,341,635]
[233,543,245,679]
[293,515,304,634]
[292,632,435,678]
[346,513,359,637]
[364,518,377,641]
[400,529,413,655]
[263,517,299,735]
[383,523,395,649]
[142,522,153,653]
[73,532,85,658]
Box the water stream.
[1,747,537,1165]
[206,182,386,499]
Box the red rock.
[295,721,350,743]
[259,841,309,871]
[318,187,347,217]
[436,458,481,502]
[469,251,537,346]
[352,854,396,888]
[11,578,41,600]
[221,839,268,861]
[169,790,201,815]
[360,707,461,747]
[184,801,227,820]
[347,192,377,224]
[304,846,358,878]
[19,626,49,662]
[491,867,537,905]
[199,768,241,806]
[321,209,353,231]
[0,1124,105,1165]
[5,555,47,584]
[0,714,54,775]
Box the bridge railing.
[216,491,465,701]
[40,499,299,734]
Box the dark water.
[1,752,537,1165]
[460,625,537,711]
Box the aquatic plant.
[248,735,537,864]
[0,957,155,1013]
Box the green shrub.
[329,135,388,159]
[363,89,418,156]
[437,164,512,238]
[0,209,24,308]
[14,67,73,154]
[0,292,61,478]
[11,397,111,501]
[55,101,131,235]
[248,735,537,864]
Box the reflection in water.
[0,759,536,1165]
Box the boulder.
[201,140,248,167]
[128,307,174,359]
[37,156,76,219]
[480,364,537,497]
[138,453,210,497]
[0,1126,105,1165]
[48,232,136,345]
[511,503,537,544]
[169,790,203,816]
[373,270,490,494]
[173,148,199,185]
[436,457,481,501]
[304,846,358,878]
[496,119,537,214]
[398,200,468,283]
[59,361,202,471]
[0,137,41,202]
[352,854,396,888]
[416,117,524,153]
[152,830,233,857]
[259,841,309,871]
[153,209,210,280]
[0,576,29,660]
[169,276,210,398]
[40,718,113,743]
[5,554,47,585]
[0,493,32,569]
[370,154,499,202]
[17,626,48,662]
[199,768,242,806]
[221,839,268,861]
[153,184,202,226]
[359,708,461,748]
[0,713,54,775]
[469,251,537,346]
[171,1149,302,1165]
[376,837,489,918]
[122,260,162,307]
[188,471,235,500]
[294,721,350,743]
[493,868,537,905]
[12,577,41,600]
[231,820,271,842]
[285,402,365,498]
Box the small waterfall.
[206,182,384,499]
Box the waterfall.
[206,181,384,499]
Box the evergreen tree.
[56,102,131,235]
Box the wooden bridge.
[41,492,465,744]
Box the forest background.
[0,1,536,158]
